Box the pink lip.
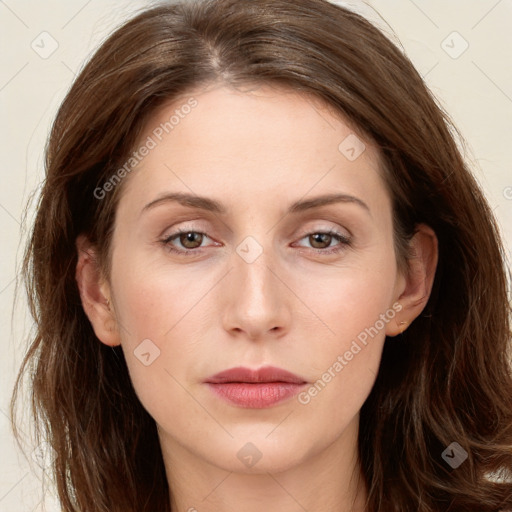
[204,366,307,408]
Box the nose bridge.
[222,233,289,338]
[235,234,278,303]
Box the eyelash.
[159,228,351,256]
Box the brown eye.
[309,233,334,249]
[160,229,211,255]
[178,232,204,249]
[295,229,351,255]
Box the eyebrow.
[141,192,371,216]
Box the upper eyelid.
[161,223,350,238]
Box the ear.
[75,234,121,346]
[386,224,438,337]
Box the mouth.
[204,366,308,408]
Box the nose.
[221,240,291,341]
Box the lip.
[204,366,308,408]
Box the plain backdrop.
[1,0,511,510]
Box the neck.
[159,415,367,512]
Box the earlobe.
[386,224,438,337]
[75,234,121,347]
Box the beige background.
[1,0,511,509]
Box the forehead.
[116,83,389,218]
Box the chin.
[201,432,317,475]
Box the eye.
[159,227,351,256]
[295,229,351,255]
[160,229,212,255]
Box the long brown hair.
[12,0,512,510]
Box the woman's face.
[105,84,407,474]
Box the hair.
[11,0,512,510]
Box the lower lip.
[206,382,307,408]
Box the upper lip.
[205,366,307,384]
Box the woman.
[12,0,512,510]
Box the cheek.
[109,257,222,419]
[290,250,399,418]
[112,269,239,416]
[112,257,206,343]
[293,242,398,345]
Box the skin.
[76,83,438,512]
